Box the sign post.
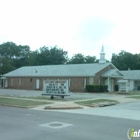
[42,79,70,99]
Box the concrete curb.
[44,106,83,110]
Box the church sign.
[42,79,69,99]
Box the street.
[0,106,140,140]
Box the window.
[98,79,100,85]
[18,78,21,85]
[30,78,32,82]
[11,78,13,85]
[89,77,94,84]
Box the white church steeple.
[99,45,106,64]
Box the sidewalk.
[31,94,138,111]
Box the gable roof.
[3,63,116,77]
[101,69,123,78]
[121,70,140,80]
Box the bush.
[86,85,108,92]
[86,85,94,92]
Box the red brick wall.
[8,77,36,90]
[94,64,115,84]
[6,64,118,92]
[7,77,88,92]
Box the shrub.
[86,85,94,92]
[86,85,108,92]
[94,85,100,92]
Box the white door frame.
[36,79,40,89]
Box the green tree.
[28,50,40,66]
[13,45,31,68]
[67,53,97,64]
[67,53,85,64]
[31,46,68,65]
[0,58,16,75]
[0,42,19,59]
[111,50,139,70]
[85,55,96,63]
[0,42,31,74]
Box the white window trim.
[11,78,13,85]
[19,78,21,85]
[89,77,94,85]
[84,79,87,87]
[98,79,100,85]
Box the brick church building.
[2,46,123,92]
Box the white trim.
[18,78,21,85]
[98,79,100,85]
[89,77,94,84]
[36,79,40,89]
[84,79,87,87]
[68,79,71,87]
[11,78,13,85]
[5,79,8,88]
[107,77,110,91]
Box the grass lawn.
[0,95,54,100]
[75,99,119,106]
[130,91,140,95]
[126,96,140,99]
[126,91,140,99]
[0,95,85,101]
[0,97,52,108]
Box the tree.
[67,53,85,64]
[111,50,139,70]
[28,50,40,66]
[133,54,140,70]
[0,58,16,75]
[48,46,68,64]
[0,42,19,59]
[67,53,97,64]
[0,42,31,74]
[13,45,31,68]
[85,55,96,63]
[29,46,68,65]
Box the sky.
[0,0,140,60]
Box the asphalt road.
[55,100,140,121]
[0,106,140,140]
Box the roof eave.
[4,75,95,78]
[102,75,123,78]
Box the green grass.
[126,91,140,99]
[0,97,52,108]
[0,95,85,101]
[0,95,53,100]
[126,96,140,99]
[130,91,140,95]
[75,99,119,106]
